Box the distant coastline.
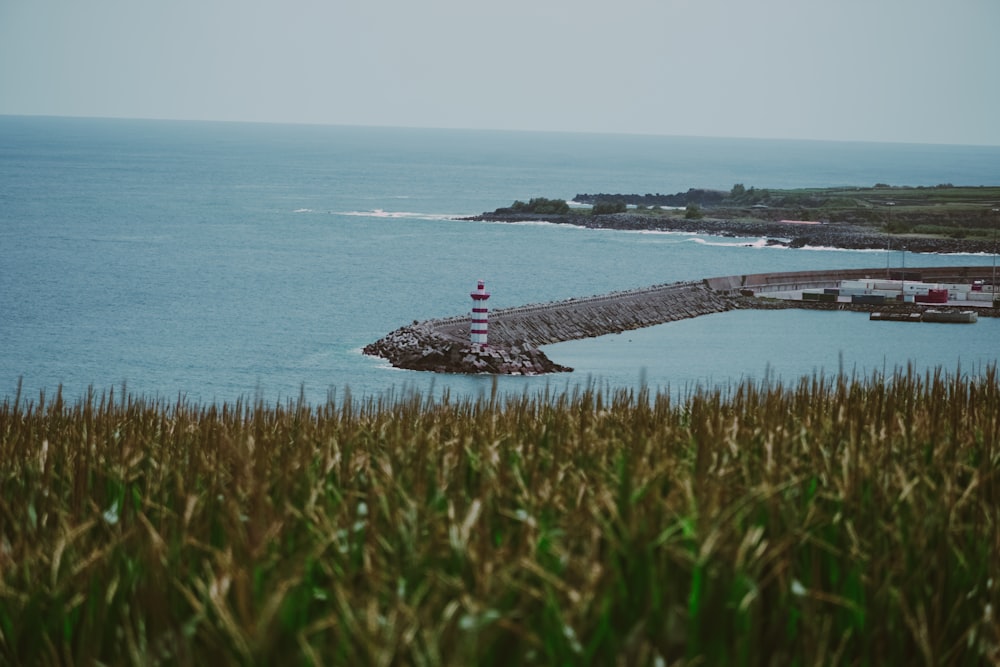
[463,185,1000,254]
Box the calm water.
[2,116,998,405]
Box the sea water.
[2,116,999,405]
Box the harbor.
[746,270,996,324]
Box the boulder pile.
[363,324,571,375]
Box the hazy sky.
[2,0,998,145]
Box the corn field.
[1,367,998,665]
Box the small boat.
[922,309,978,324]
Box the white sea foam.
[796,245,890,253]
[339,209,464,221]
[293,208,314,213]
[687,237,774,249]
[684,237,931,253]
[763,243,897,253]
[924,250,998,258]
[630,229,709,238]
[496,219,585,229]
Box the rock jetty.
[364,282,734,375]
[365,266,997,376]
[432,281,735,347]
[363,323,571,375]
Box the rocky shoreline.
[462,212,997,255]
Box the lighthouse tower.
[470,280,491,347]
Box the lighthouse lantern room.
[470,280,491,346]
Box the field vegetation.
[1,368,998,665]
[727,184,1000,240]
[574,184,1000,242]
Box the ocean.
[2,115,999,405]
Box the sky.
[2,0,998,145]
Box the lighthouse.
[470,280,491,346]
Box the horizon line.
[3,112,999,149]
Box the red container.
[915,289,948,304]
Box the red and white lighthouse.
[470,280,491,346]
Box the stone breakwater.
[364,282,736,374]
[430,281,734,347]
[362,323,571,375]
[365,266,997,375]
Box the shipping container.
[915,289,949,304]
[852,294,887,305]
